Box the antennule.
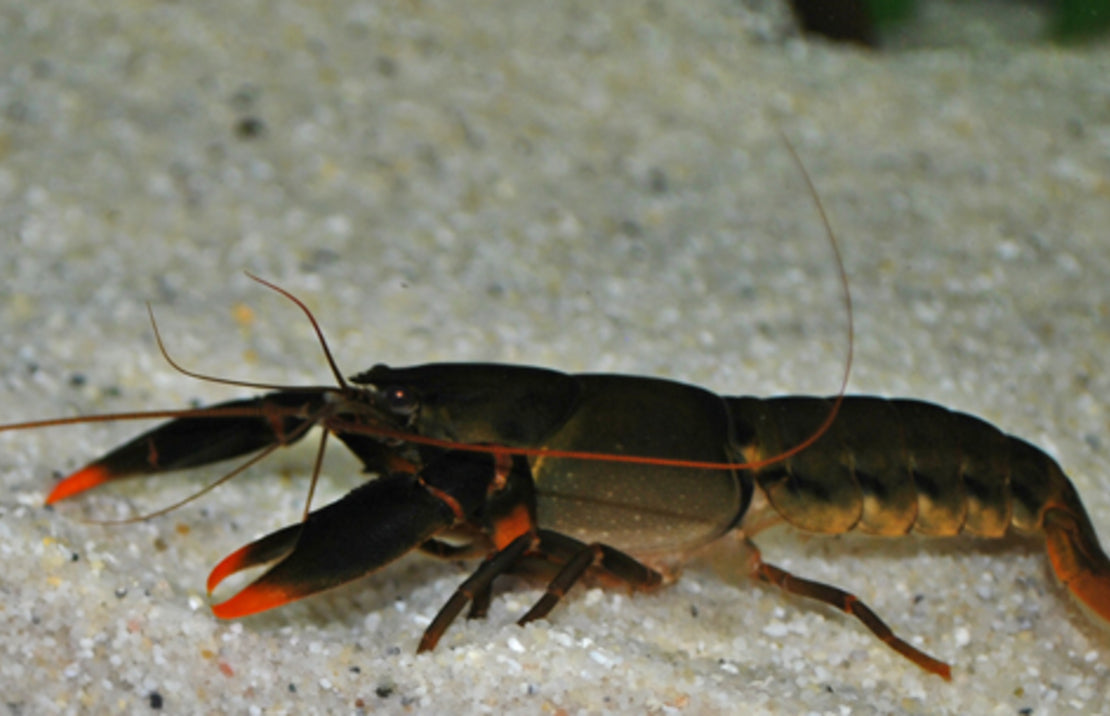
[244,272,348,389]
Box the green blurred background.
[790,0,1110,45]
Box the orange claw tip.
[45,464,113,505]
[206,544,257,594]
[210,583,296,619]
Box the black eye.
[384,387,417,416]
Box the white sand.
[1,1,1109,713]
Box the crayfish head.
[349,362,581,446]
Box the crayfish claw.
[207,522,302,596]
[209,473,457,619]
[46,464,115,504]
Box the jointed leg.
[746,539,951,680]
[517,530,662,624]
[417,533,535,653]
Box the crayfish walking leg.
[417,529,662,652]
[746,539,952,680]
[418,499,663,650]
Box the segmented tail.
[1042,487,1110,623]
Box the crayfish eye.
[384,386,418,417]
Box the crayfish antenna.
[754,135,854,468]
[300,425,330,520]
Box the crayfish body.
[38,359,1110,681]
